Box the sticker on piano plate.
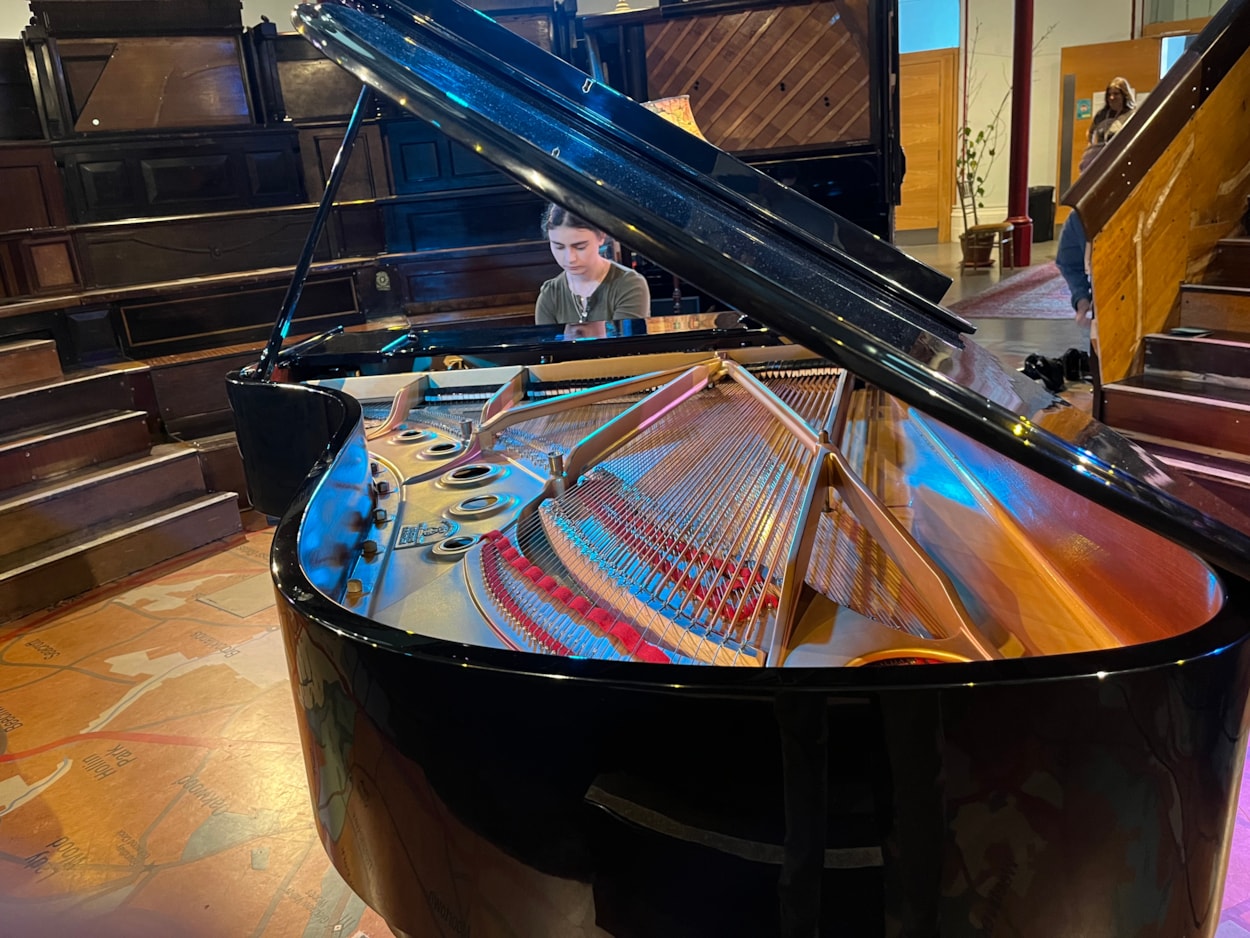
[396,520,459,549]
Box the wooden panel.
[1180,287,1250,331]
[1142,16,1211,38]
[77,159,134,214]
[148,349,262,436]
[116,276,361,357]
[276,60,368,123]
[0,231,81,300]
[24,238,79,293]
[0,40,43,140]
[0,451,206,558]
[0,145,70,230]
[896,47,957,241]
[77,210,322,288]
[299,124,392,202]
[60,36,252,133]
[384,189,545,253]
[0,339,61,391]
[1090,45,1250,383]
[58,132,304,223]
[0,411,151,489]
[385,119,514,195]
[28,0,244,35]
[401,242,553,316]
[643,1,870,152]
[140,154,233,205]
[1054,38,1161,199]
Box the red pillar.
[1007,0,1033,265]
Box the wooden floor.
[12,238,1225,937]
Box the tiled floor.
[5,238,1244,936]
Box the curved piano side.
[268,370,1250,938]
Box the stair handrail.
[1061,0,1250,238]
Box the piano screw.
[373,508,388,525]
[376,480,392,496]
[548,451,566,477]
[362,539,378,558]
[461,418,475,440]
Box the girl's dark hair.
[540,203,605,236]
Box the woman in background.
[535,203,650,338]
[1080,76,1136,173]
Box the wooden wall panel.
[57,132,304,224]
[0,146,70,231]
[116,276,360,357]
[1142,16,1210,38]
[77,210,323,289]
[24,238,79,293]
[1090,45,1250,383]
[1055,37,1160,217]
[401,242,553,319]
[299,125,392,203]
[896,47,957,241]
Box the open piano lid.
[293,0,1250,577]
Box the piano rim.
[269,379,1250,690]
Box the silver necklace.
[573,291,590,323]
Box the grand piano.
[226,1,1250,935]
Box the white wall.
[960,0,1134,226]
[0,5,31,38]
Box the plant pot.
[959,231,996,269]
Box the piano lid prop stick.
[255,85,373,382]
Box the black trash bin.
[1029,185,1056,242]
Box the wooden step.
[0,448,208,558]
[1142,329,1250,385]
[1101,374,1250,457]
[149,349,263,438]
[1206,237,1250,288]
[1180,284,1250,332]
[0,339,62,391]
[0,491,243,623]
[0,411,151,490]
[0,367,145,437]
[188,431,249,508]
[1121,433,1250,527]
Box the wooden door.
[1054,36,1161,223]
[897,47,957,241]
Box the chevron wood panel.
[644,1,870,152]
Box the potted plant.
[955,21,1055,268]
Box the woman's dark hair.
[540,203,605,236]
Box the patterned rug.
[946,263,1072,319]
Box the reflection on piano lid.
[290,0,1250,574]
[223,2,1250,935]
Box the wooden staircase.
[0,339,243,622]
[1099,235,1250,520]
